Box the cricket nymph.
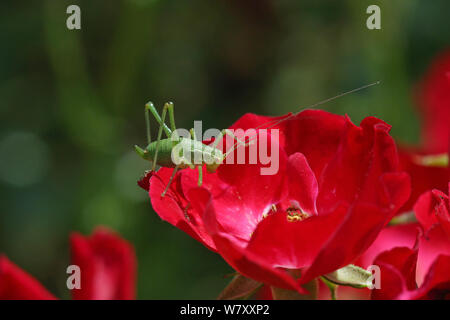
[134,101,248,197]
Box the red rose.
[144,110,410,292]
[398,50,450,212]
[415,185,450,288]
[372,247,450,300]
[0,256,56,300]
[0,227,136,300]
[398,149,448,213]
[358,184,450,299]
[70,227,137,300]
[416,51,450,154]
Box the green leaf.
[324,264,372,288]
[389,211,416,225]
[217,274,262,300]
[414,153,448,167]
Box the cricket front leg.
[161,165,180,197]
[197,166,203,187]
[212,129,251,149]
[188,128,203,187]
[213,129,254,161]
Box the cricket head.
[134,145,151,160]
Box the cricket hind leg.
[136,102,173,162]
[135,103,159,158]
[151,103,170,171]
[145,102,172,138]
[142,101,182,197]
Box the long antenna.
[224,81,380,156]
[257,81,380,131]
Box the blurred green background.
[0,0,449,299]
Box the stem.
[320,276,338,300]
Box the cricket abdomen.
[145,138,178,168]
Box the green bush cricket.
[134,102,251,197]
